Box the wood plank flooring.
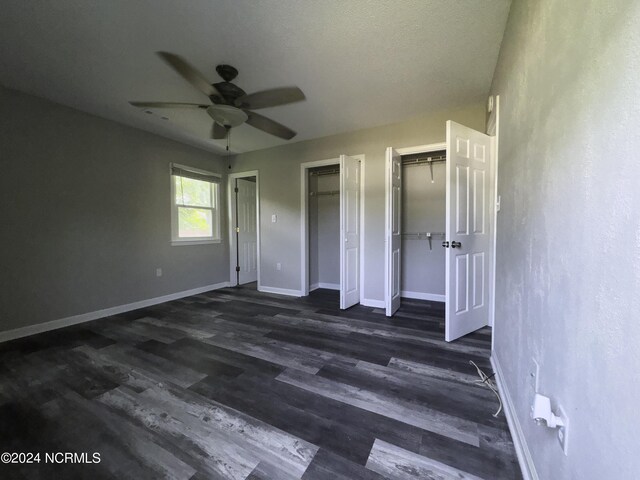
[0,286,521,479]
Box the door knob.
[451,241,462,248]
[442,241,449,248]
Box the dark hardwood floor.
[0,286,521,479]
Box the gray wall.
[309,171,340,288]
[490,1,640,478]
[0,86,229,333]
[401,161,446,297]
[231,104,485,301]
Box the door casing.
[386,144,446,316]
[487,95,500,350]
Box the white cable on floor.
[469,360,503,417]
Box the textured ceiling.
[0,0,511,154]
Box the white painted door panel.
[237,178,257,285]
[445,121,493,341]
[385,147,402,316]
[340,154,360,309]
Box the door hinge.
[234,187,239,193]
[235,227,240,233]
[235,266,241,272]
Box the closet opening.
[387,121,496,341]
[301,155,363,309]
[308,164,340,301]
[307,163,340,310]
[400,150,447,312]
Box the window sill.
[171,239,222,247]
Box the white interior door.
[445,121,493,341]
[236,178,257,285]
[385,147,402,316]
[340,154,360,309]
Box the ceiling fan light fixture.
[206,105,247,128]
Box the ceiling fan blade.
[211,122,227,140]
[156,51,221,99]
[235,87,305,109]
[245,110,297,140]
[129,101,208,109]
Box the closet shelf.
[310,190,340,197]
[310,169,340,177]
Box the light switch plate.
[557,404,569,455]
[530,358,540,393]
[271,214,277,223]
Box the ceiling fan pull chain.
[227,126,232,169]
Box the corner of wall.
[491,353,538,480]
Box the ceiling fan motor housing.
[212,81,246,104]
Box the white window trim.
[170,163,222,246]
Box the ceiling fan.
[130,52,305,141]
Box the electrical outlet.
[156,268,162,277]
[276,262,282,271]
[530,358,540,393]
[272,214,277,223]
[557,404,569,455]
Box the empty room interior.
[1,1,638,479]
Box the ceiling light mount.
[215,64,239,82]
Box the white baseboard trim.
[0,281,232,344]
[310,282,340,292]
[258,286,303,297]
[361,298,385,308]
[491,354,538,480]
[401,290,445,302]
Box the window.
[170,164,221,245]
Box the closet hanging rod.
[310,169,340,177]
[401,231,445,250]
[400,232,446,237]
[401,155,446,166]
[310,190,340,197]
